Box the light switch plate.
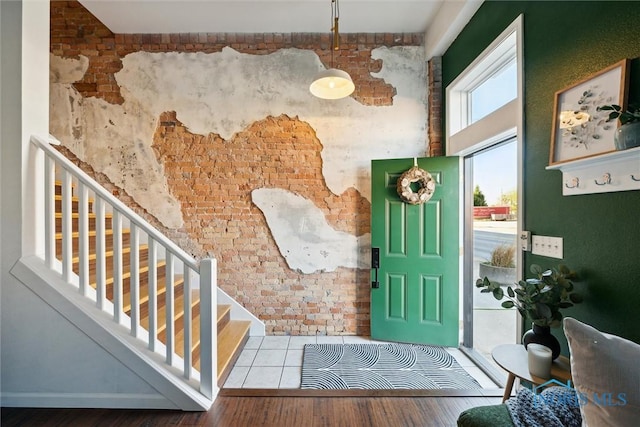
[531,235,563,259]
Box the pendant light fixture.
[309,0,355,100]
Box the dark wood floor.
[1,395,502,427]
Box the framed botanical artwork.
[549,59,630,165]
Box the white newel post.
[199,258,217,400]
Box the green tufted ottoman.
[457,403,514,427]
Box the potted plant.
[597,104,640,150]
[476,264,583,359]
[478,244,516,287]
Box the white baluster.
[95,197,106,310]
[148,239,158,351]
[113,210,123,322]
[183,266,192,379]
[44,156,56,269]
[165,252,175,365]
[78,182,90,296]
[130,223,140,336]
[62,170,73,283]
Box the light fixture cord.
[330,0,340,67]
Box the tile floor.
[223,335,500,389]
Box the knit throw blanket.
[506,386,582,427]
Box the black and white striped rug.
[301,343,482,390]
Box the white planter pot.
[478,263,516,287]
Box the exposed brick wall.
[50,1,429,336]
[428,56,443,157]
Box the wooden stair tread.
[85,258,164,288]
[176,312,201,370]
[121,274,176,313]
[72,244,148,265]
[54,194,92,202]
[139,288,197,335]
[55,212,112,219]
[55,228,129,239]
[217,304,231,323]
[217,320,251,380]
[177,311,201,346]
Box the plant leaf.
[530,264,543,275]
[502,301,515,309]
[492,287,504,300]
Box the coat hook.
[632,174,640,182]
[565,177,579,189]
[594,172,611,186]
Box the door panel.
[387,201,406,255]
[421,275,441,323]
[421,200,441,256]
[388,274,407,320]
[371,157,460,346]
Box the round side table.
[491,343,571,402]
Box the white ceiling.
[79,0,459,34]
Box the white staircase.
[8,134,264,410]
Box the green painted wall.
[443,1,640,354]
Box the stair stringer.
[10,256,216,411]
[217,286,265,336]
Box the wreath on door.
[396,165,435,205]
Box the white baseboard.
[1,392,177,409]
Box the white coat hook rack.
[547,146,640,195]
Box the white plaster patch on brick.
[49,53,89,84]
[117,48,322,139]
[371,46,427,101]
[80,96,183,229]
[49,83,86,158]
[251,188,371,274]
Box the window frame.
[446,15,523,157]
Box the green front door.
[371,157,460,346]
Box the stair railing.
[31,134,216,400]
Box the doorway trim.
[445,15,525,377]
